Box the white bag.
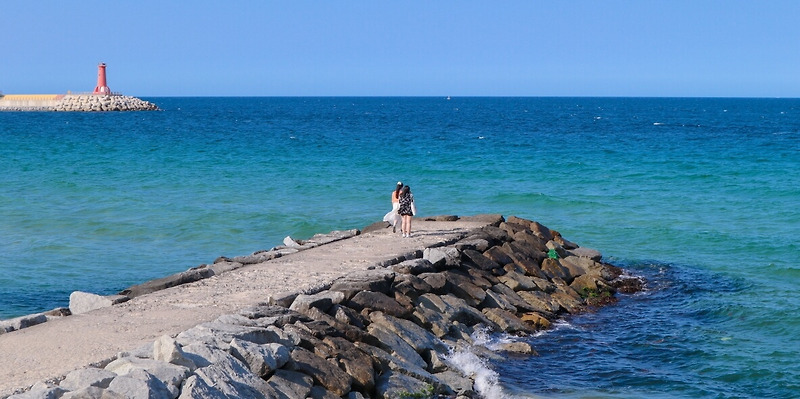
[411,201,417,216]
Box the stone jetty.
[0,215,643,399]
[0,94,158,112]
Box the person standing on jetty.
[383,181,403,233]
[397,185,416,238]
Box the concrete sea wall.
[0,94,158,112]
[4,215,643,399]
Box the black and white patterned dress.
[398,193,414,216]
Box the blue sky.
[2,1,799,97]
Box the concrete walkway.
[0,219,491,397]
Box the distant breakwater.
[0,94,158,112]
[4,215,643,399]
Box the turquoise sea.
[1,97,798,398]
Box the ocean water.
[1,97,798,398]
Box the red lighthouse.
[93,63,111,95]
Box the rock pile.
[7,216,643,399]
[53,95,159,112]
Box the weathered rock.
[266,369,314,399]
[106,369,174,399]
[482,308,534,334]
[433,370,476,397]
[463,268,496,288]
[540,258,573,283]
[177,375,226,399]
[392,274,433,300]
[489,283,537,312]
[423,246,461,269]
[370,312,448,354]
[60,386,126,399]
[6,382,67,399]
[530,221,554,241]
[454,237,491,252]
[552,231,579,249]
[502,240,546,263]
[174,321,275,347]
[153,335,196,370]
[516,291,560,316]
[551,291,585,314]
[330,304,368,329]
[512,230,550,254]
[391,258,436,275]
[367,322,427,369]
[416,293,490,328]
[482,246,514,266]
[59,368,117,391]
[230,338,290,377]
[411,305,451,338]
[419,272,448,292]
[570,274,615,297]
[531,277,557,293]
[497,270,537,291]
[374,370,433,399]
[520,312,552,330]
[479,225,510,243]
[329,270,395,298]
[0,313,48,335]
[569,246,603,261]
[119,268,214,299]
[69,291,129,315]
[354,343,444,391]
[104,357,190,393]
[192,351,275,398]
[286,347,352,396]
[348,290,410,317]
[441,271,486,306]
[289,291,345,314]
[481,290,517,313]
[495,341,538,355]
[460,249,500,271]
[322,337,375,392]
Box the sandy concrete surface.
[0,219,490,397]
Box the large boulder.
[286,347,352,396]
[69,291,128,315]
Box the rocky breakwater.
[53,94,159,112]
[6,216,643,399]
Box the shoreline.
[0,215,643,398]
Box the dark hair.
[401,186,410,195]
[395,182,403,196]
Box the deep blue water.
[1,97,798,398]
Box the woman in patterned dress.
[397,185,415,237]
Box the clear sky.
[2,1,799,97]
